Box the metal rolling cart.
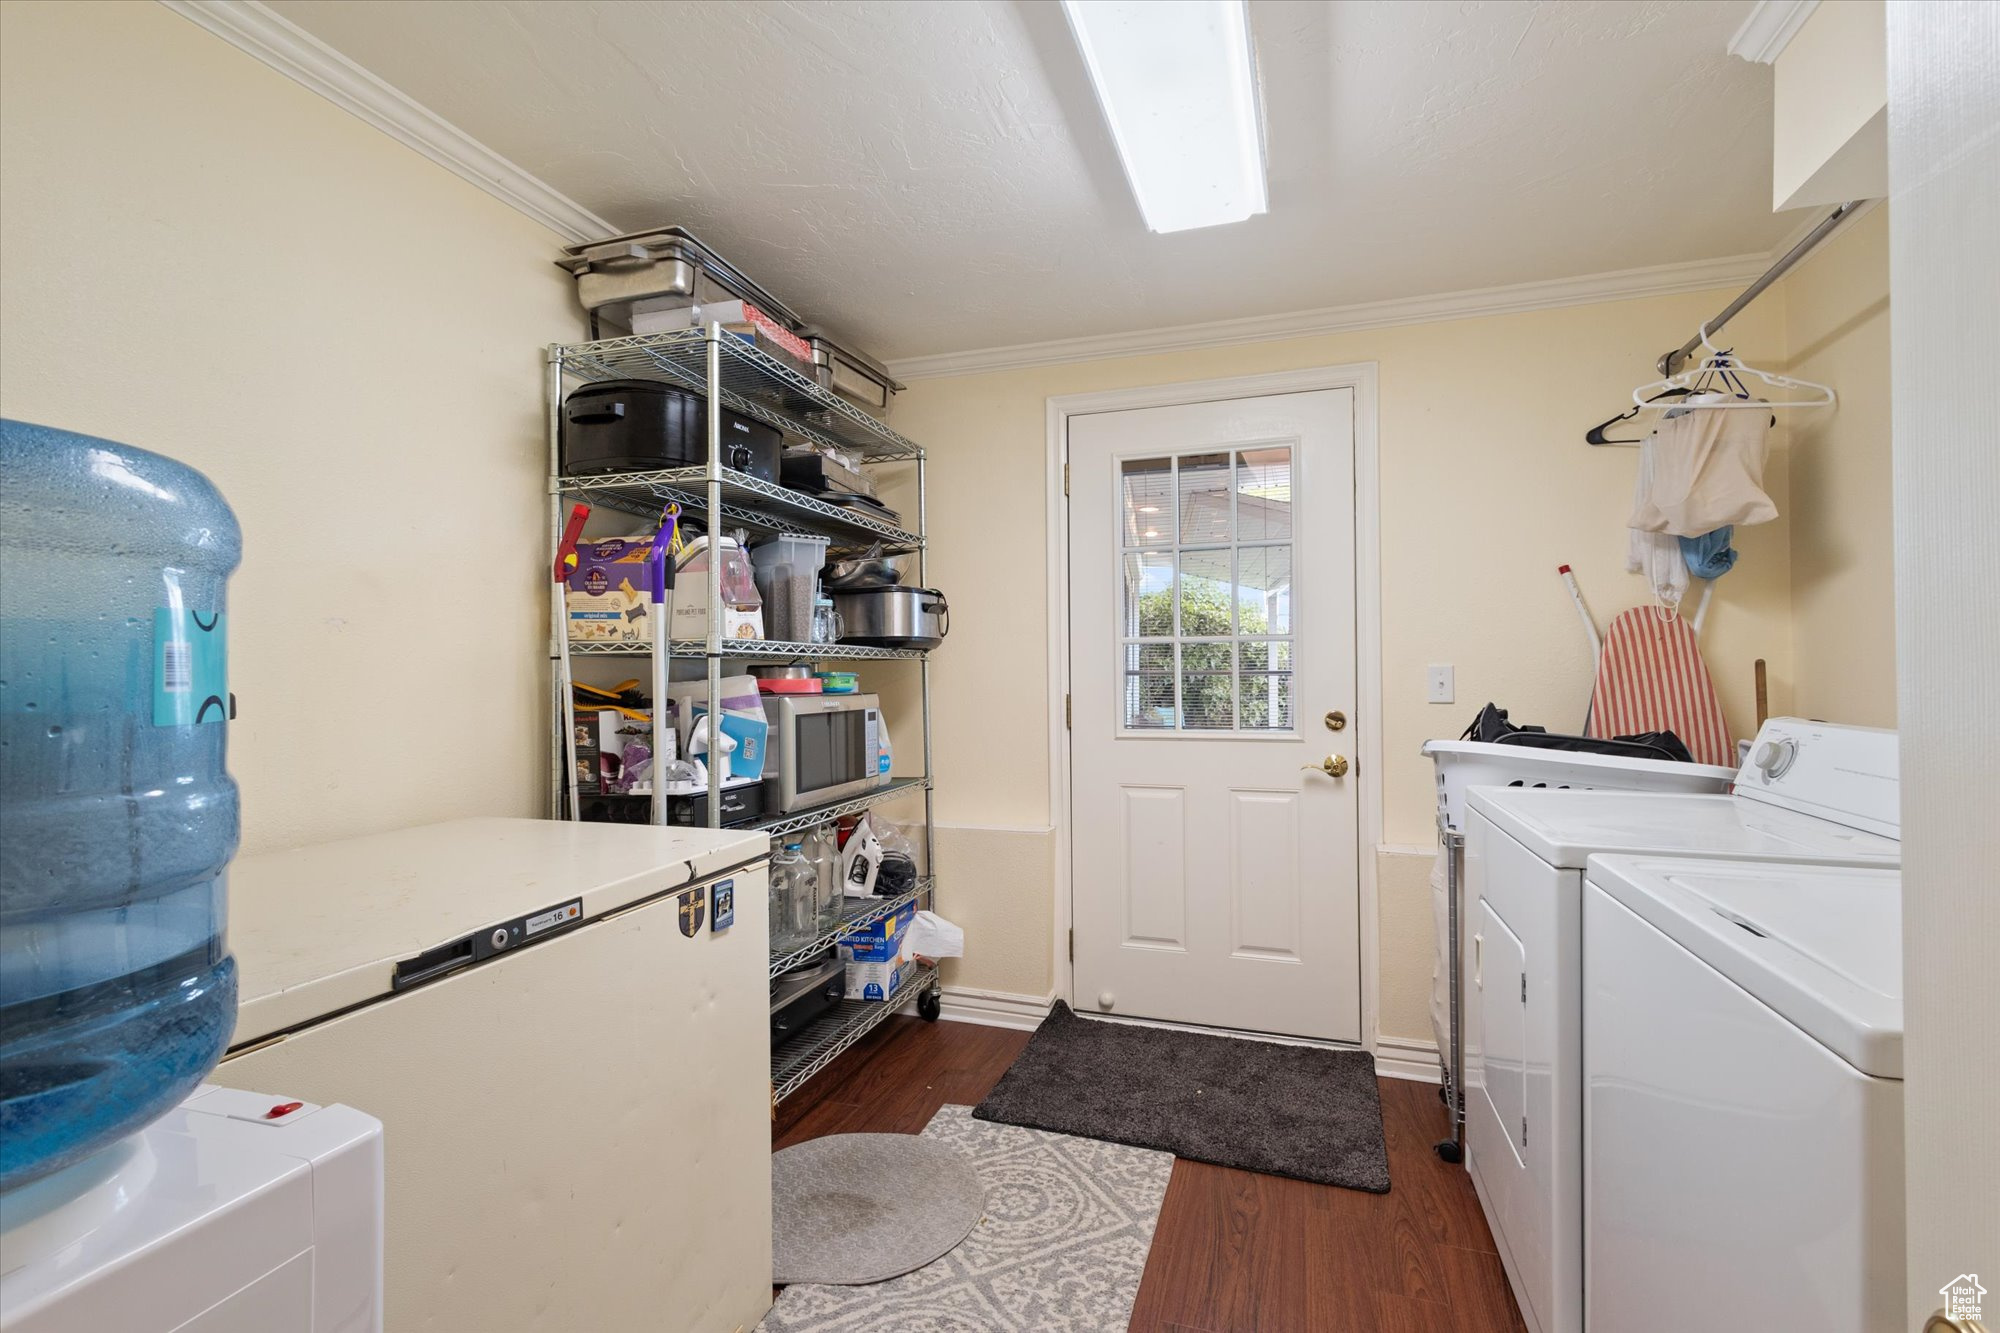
[1435,818,1466,1164]
[545,325,943,1103]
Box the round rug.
[772,1133,985,1285]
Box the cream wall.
[1779,206,1895,725]
[897,287,1800,1036]
[0,2,583,854]
[1772,0,1887,210]
[0,0,1897,1050]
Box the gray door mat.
[973,1001,1391,1193]
[760,1105,1171,1332]
[772,1131,985,1285]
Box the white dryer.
[1582,855,1902,1333]
[1459,719,1899,1333]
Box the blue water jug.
[0,419,241,1192]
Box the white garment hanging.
[1627,428,1688,611]
[1629,395,1778,536]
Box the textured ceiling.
[267,0,1792,359]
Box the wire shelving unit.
[767,877,933,978]
[546,324,942,1105]
[566,638,928,662]
[771,961,938,1104]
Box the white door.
[1068,389,1359,1042]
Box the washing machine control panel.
[1733,719,1899,838]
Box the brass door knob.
[1301,754,1350,778]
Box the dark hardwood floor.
[775,1016,1528,1333]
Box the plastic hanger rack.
[1627,323,1835,412]
[1585,200,1858,446]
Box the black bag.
[1461,703,1696,765]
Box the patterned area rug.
[757,1105,1171,1333]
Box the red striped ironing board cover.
[1588,607,1734,767]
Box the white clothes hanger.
[1630,322,1835,411]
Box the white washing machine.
[1460,719,1899,1333]
[1582,855,1903,1333]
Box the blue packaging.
[836,902,916,962]
[689,703,769,781]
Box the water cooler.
[0,421,383,1330]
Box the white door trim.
[1045,363,1384,1051]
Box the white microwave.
[760,693,890,813]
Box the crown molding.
[1728,0,1821,64]
[883,251,1777,380]
[159,0,616,244]
[159,0,1822,384]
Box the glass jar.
[810,597,842,646]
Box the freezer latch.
[393,897,586,991]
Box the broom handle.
[1558,565,1602,659]
[1559,564,1602,735]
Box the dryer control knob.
[1751,738,1796,777]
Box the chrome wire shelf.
[557,466,921,553]
[772,961,938,1103]
[554,328,925,463]
[752,778,930,839]
[768,875,933,977]
[547,320,943,1110]
[566,637,928,661]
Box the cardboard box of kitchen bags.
[836,902,917,963]
[838,902,918,1000]
[843,955,919,1003]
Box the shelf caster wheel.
[1434,1139,1463,1164]
[917,987,942,1022]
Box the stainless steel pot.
[831,587,948,649]
[822,554,902,589]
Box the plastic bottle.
[770,841,815,949]
[807,824,842,930]
[767,856,791,949]
[0,419,243,1192]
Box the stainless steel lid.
[556,225,803,329]
[800,328,905,392]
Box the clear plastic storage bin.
[749,534,829,644]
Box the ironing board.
[1588,606,1734,767]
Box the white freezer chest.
[211,817,772,1333]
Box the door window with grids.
[1118,446,1294,733]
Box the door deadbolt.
[1325,710,1347,731]
[1302,754,1350,778]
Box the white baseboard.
[937,986,1054,1031]
[1374,1035,1445,1084]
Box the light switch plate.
[1427,664,1455,704]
